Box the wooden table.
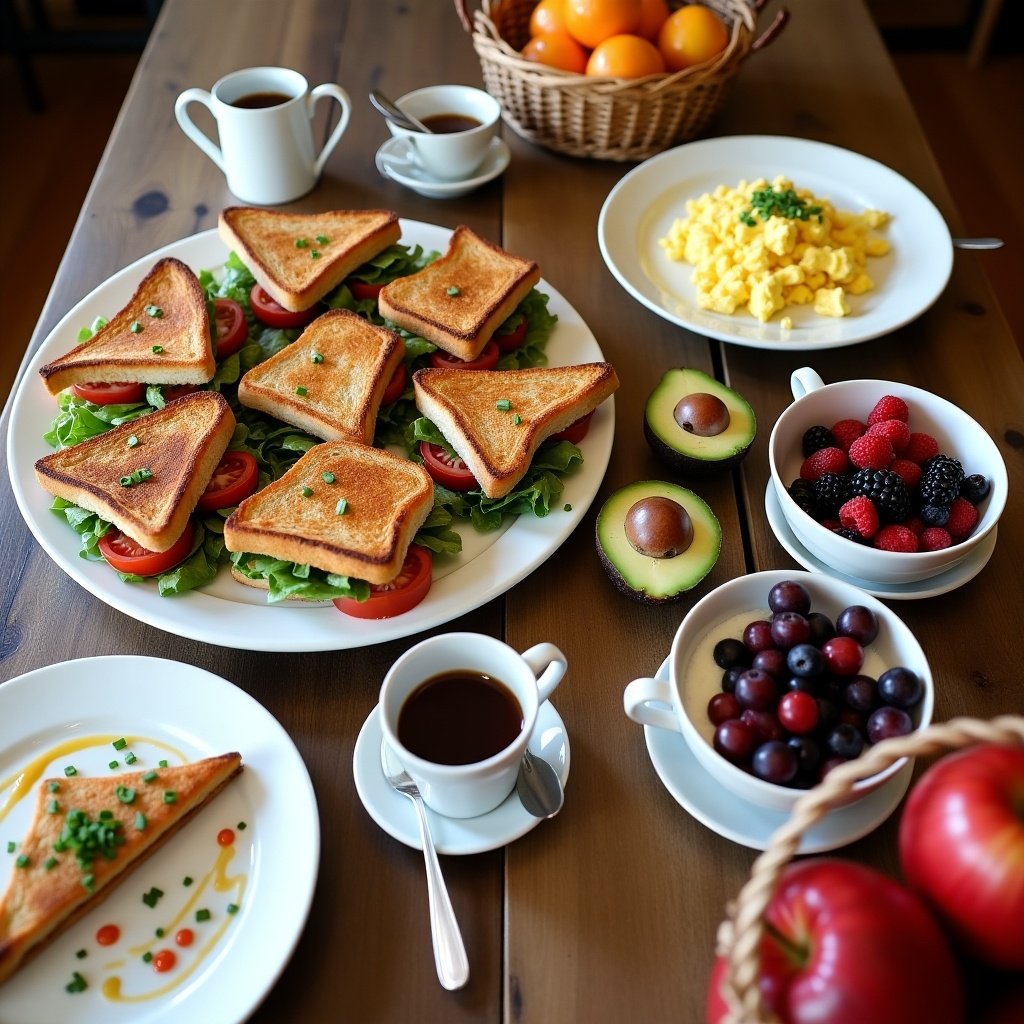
[2,1,1022,1020]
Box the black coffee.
[232,91,292,109]
[398,671,523,765]
[421,113,482,134]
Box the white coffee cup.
[386,85,501,182]
[379,632,566,819]
[175,66,352,205]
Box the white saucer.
[353,699,569,854]
[374,136,511,199]
[764,482,998,600]
[643,658,911,853]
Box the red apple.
[706,858,964,1024]
[899,743,1024,970]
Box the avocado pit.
[625,496,694,558]
[674,392,730,437]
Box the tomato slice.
[381,362,407,405]
[428,340,499,371]
[98,523,194,576]
[551,409,594,444]
[71,381,146,405]
[162,383,200,402]
[213,297,248,358]
[249,284,320,329]
[419,441,477,491]
[196,451,259,512]
[333,545,432,619]
[348,279,384,301]
[495,314,528,353]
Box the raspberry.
[904,516,926,536]
[903,432,940,465]
[799,446,849,482]
[866,419,911,453]
[920,527,953,551]
[830,418,866,452]
[889,458,922,491]
[866,395,910,425]
[848,434,894,471]
[946,496,979,540]
[874,524,920,553]
[838,496,879,539]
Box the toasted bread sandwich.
[236,309,403,445]
[224,440,434,588]
[413,362,619,499]
[38,258,215,397]
[34,391,235,552]
[0,752,242,986]
[218,206,402,312]
[378,226,541,363]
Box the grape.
[734,669,778,711]
[767,580,811,615]
[827,722,865,759]
[770,611,811,650]
[752,647,788,680]
[740,708,784,744]
[752,740,799,784]
[836,605,879,645]
[807,611,837,647]
[707,692,741,725]
[778,690,819,734]
[877,666,924,709]
[843,675,878,713]
[713,637,751,670]
[821,636,865,677]
[787,735,821,775]
[714,719,758,763]
[742,619,775,654]
[867,706,913,743]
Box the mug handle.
[623,676,680,733]
[520,643,567,705]
[174,88,224,171]
[790,367,825,400]
[309,84,352,175]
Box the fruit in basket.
[586,33,666,77]
[705,858,965,1024]
[643,368,756,475]
[563,0,642,48]
[657,4,729,72]
[530,0,570,36]
[898,743,1024,970]
[637,0,670,39]
[522,30,590,72]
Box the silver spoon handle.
[411,794,470,990]
[953,237,1004,250]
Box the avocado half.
[596,481,722,604]
[644,368,756,475]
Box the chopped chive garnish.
[142,771,158,783]
[82,874,95,891]
[183,876,193,887]
[446,285,460,296]
[66,971,88,993]
[295,385,308,396]
[75,949,87,960]
[48,781,60,793]
[15,854,29,868]
[142,886,163,908]
[163,790,177,805]
[44,856,57,870]
[127,434,139,448]
[158,760,168,768]
[99,809,113,821]
[513,414,522,425]
[142,951,153,963]
[335,498,348,515]
[64,765,77,777]
[321,471,335,483]
[196,908,211,923]
[237,821,247,830]
[301,486,313,498]
[119,468,153,487]
[227,903,239,914]
[130,320,143,333]
[6,841,15,853]
[108,760,119,770]
[155,927,165,938]
[564,503,573,512]
[311,350,324,363]
[124,751,137,765]
[315,234,329,244]
[495,399,512,411]
[47,798,59,814]
[310,250,321,260]
[134,811,147,830]
[145,304,163,317]
[116,786,136,805]
[294,237,309,248]
[151,344,164,354]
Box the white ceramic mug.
[380,632,566,818]
[174,66,351,205]
[386,85,501,181]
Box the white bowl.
[769,368,1007,585]
[660,570,933,814]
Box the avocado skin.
[644,368,756,475]
[595,481,722,604]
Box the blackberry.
[802,425,836,457]
[959,473,990,504]
[920,504,950,527]
[813,473,850,518]
[848,468,911,523]
[919,455,964,508]
[788,480,818,517]
[833,526,868,545]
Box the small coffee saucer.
[374,135,511,199]
[353,699,569,854]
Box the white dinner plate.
[7,221,613,651]
[0,656,318,1023]
[597,135,953,349]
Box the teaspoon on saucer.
[516,749,564,818]
[952,237,1004,250]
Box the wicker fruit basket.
[713,714,1024,1023]
[454,0,788,161]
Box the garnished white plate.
[597,135,953,349]
[7,221,613,651]
[0,656,318,1023]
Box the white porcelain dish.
[375,136,510,198]
[597,135,953,349]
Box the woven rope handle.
[715,714,1024,1024]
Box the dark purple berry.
[713,636,751,670]
[836,605,879,646]
[787,735,821,775]
[827,722,865,759]
[959,474,990,504]
[752,740,799,784]
[877,666,924,709]
[734,669,778,711]
[742,620,775,654]
[714,719,758,763]
[770,611,811,650]
[767,580,812,615]
[867,706,913,743]
[844,675,878,713]
[920,504,950,527]
[753,648,788,680]
[807,612,836,647]
[787,643,825,678]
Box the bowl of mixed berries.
[768,368,1007,585]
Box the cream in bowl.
[623,570,933,815]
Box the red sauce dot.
[152,949,177,973]
[216,828,235,847]
[96,923,120,946]
[175,928,194,948]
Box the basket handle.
[751,7,789,52]
[714,715,1024,1024]
[454,0,473,34]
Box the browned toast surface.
[38,257,215,395]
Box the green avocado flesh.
[596,481,722,603]
[644,368,756,473]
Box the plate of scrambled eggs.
[597,135,953,349]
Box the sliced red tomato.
[428,340,499,372]
[98,523,194,576]
[347,279,384,301]
[249,284,319,329]
[213,297,248,358]
[333,545,432,619]
[162,383,200,402]
[551,409,594,444]
[382,362,407,405]
[71,381,146,405]
[495,313,528,353]
[419,441,477,491]
[196,451,259,512]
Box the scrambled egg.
[660,176,891,323]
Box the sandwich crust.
[378,226,541,362]
[38,257,215,396]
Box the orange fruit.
[637,0,670,40]
[657,4,729,72]
[563,0,643,49]
[529,0,569,38]
[522,30,589,73]
[585,33,666,77]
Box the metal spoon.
[380,742,469,991]
[369,90,432,134]
[953,237,1004,250]
[516,748,564,819]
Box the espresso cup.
[379,632,566,818]
[386,85,501,182]
[174,66,352,205]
